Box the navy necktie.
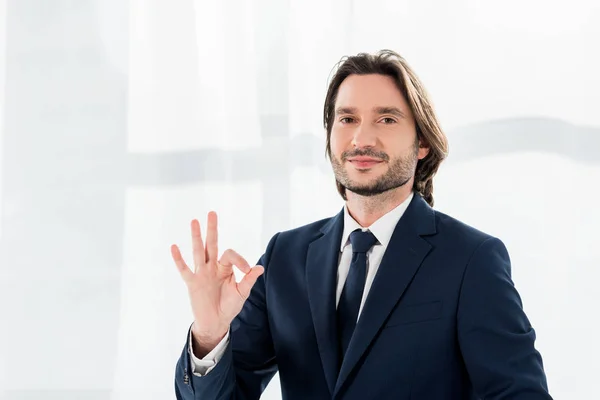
[337,229,378,362]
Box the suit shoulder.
[432,209,499,246]
[260,215,337,267]
[276,215,335,242]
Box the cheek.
[385,133,416,151]
[329,130,345,156]
[377,135,401,153]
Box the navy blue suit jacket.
[175,194,551,399]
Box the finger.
[219,249,252,274]
[205,211,218,264]
[191,219,205,273]
[171,244,193,283]
[237,266,264,299]
[215,261,234,276]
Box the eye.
[339,117,355,124]
[381,117,397,124]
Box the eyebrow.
[335,106,406,118]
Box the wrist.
[191,323,228,354]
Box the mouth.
[347,157,383,169]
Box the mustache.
[341,148,389,162]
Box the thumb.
[237,265,264,299]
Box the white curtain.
[1,0,599,399]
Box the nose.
[351,124,377,148]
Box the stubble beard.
[331,142,419,197]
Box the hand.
[171,211,264,356]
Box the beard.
[331,140,419,197]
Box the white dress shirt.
[190,192,414,376]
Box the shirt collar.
[340,191,414,252]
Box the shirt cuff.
[188,328,230,376]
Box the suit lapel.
[334,195,437,396]
[305,210,344,397]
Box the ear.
[417,140,430,160]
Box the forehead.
[335,74,408,110]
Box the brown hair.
[323,50,448,207]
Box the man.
[172,50,552,399]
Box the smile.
[348,159,383,169]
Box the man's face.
[329,73,429,197]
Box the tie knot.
[349,229,378,254]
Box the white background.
[0,0,599,398]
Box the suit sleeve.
[174,233,280,400]
[457,237,552,399]
[189,328,230,376]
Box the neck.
[345,182,413,227]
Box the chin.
[347,170,382,181]
[346,178,379,191]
